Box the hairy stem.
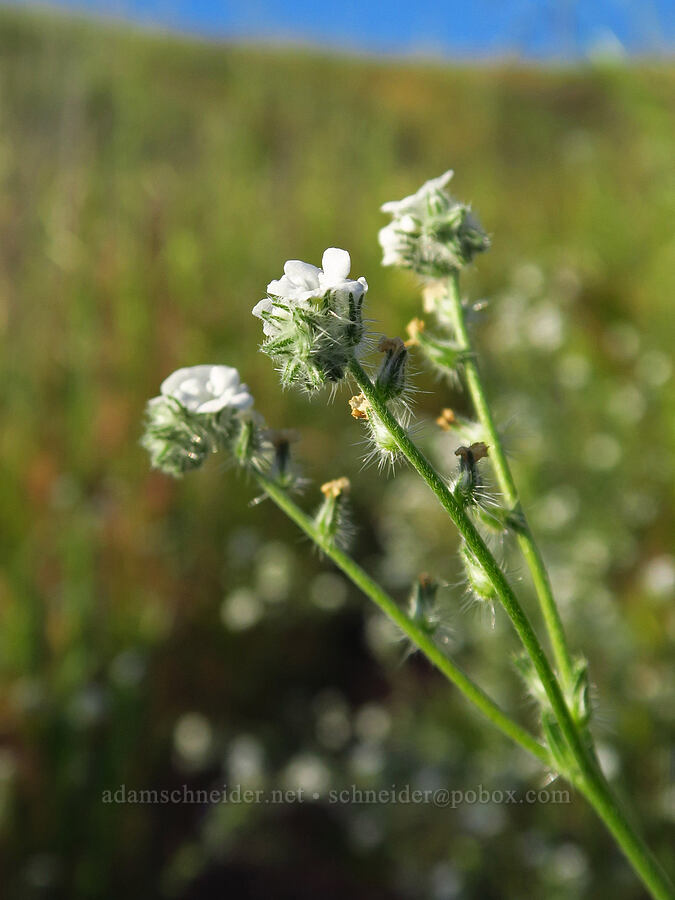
[253,468,549,765]
[435,275,675,892]
[443,270,575,688]
[348,357,674,900]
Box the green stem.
[443,270,575,688]
[576,768,674,900]
[435,274,670,888]
[253,468,549,765]
[348,357,674,900]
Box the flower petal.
[229,386,255,410]
[252,297,273,319]
[283,260,321,289]
[160,365,210,399]
[321,248,351,281]
[197,396,230,414]
[424,169,453,193]
[207,365,238,396]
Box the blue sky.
[15,0,674,58]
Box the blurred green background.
[0,8,674,898]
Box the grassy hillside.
[0,8,673,898]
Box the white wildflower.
[253,248,368,391]
[253,248,367,331]
[379,170,489,276]
[160,364,253,414]
[142,364,258,477]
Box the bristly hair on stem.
[348,389,416,473]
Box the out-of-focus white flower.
[526,302,565,350]
[379,171,489,276]
[173,712,213,769]
[283,753,331,794]
[220,588,264,631]
[310,571,348,610]
[583,433,622,471]
[354,703,391,743]
[160,365,253,414]
[642,555,675,598]
[227,734,266,784]
[253,248,368,391]
[142,364,259,477]
[636,349,672,387]
[557,352,591,389]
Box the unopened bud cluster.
[252,248,367,392]
[379,171,490,278]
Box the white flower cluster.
[142,365,255,477]
[252,248,367,392]
[379,170,489,277]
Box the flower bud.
[348,394,404,471]
[314,478,352,549]
[567,657,592,727]
[264,428,303,491]
[453,442,489,506]
[460,542,496,628]
[231,415,266,469]
[460,542,496,604]
[408,574,439,636]
[375,337,408,400]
